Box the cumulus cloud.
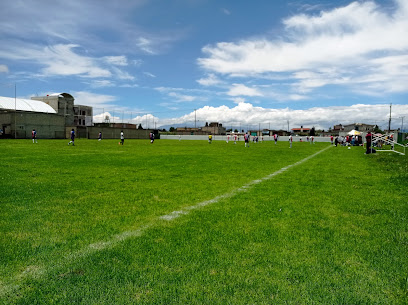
[93,111,159,128]
[156,102,408,131]
[197,0,408,96]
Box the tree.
[234,129,238,132]
[373,125,383,133]
[169,127,176,132]
[310,127,315,136]
[138,124,143,130]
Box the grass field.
[1,139,407,304]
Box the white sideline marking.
[159,145,331,221]
[0,145,330,297]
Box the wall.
[87,127,154,139]
[0,111,65,139]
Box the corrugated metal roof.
[0,96,56,113]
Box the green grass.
[1,139,407,304]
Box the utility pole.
[388,103,392,133]
[287,120,289,133]
[400,116,405,132]
[194,109,196,129]
[14,83,17,139]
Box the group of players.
[31,128,319,148]
[31,129,155,146]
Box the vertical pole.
[14,83,17,139]
[388,103,392,133]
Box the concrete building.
[74,105,93,127]
[291,126,311,135]
[342,123,376,133]
[31,93,93,128]
[1,93,93,139]
[201,122,226,135]
[0,96,65,138]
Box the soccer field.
[1,139,407,304]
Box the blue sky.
[1,0,408,131]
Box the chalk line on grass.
[159,145,331,221]
[0,145,331,298]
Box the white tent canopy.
[0,96,56,113]
[348,129,361,136]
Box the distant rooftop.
[0,96,56,113]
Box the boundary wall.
[87,127,155,140]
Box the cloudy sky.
[1,0,408,131]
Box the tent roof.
[0,96,56,113]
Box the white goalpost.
[367,133,406,155]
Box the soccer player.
[208,134,212,144]
[32,129,37,143]
[244,133,250,147]
[289,134,293,148]
[149,131,155,144]
[226,135,229,144]
[274,133,278,144]
[120,131,124,145]
[234,134,237,144]
[330,135,334,145]
[68,129,75,146]
[98,131,102,141]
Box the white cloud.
[198,0,408,96]
[89,80,115,88]
[93,112,159,128]
[120,83,139,88]
[133,59,144,67]
[0,43,112,78]
[0,65,8,73]
[0,43,140,81]
[227,84,263,97]
[168,92,196,102]
[143,72,156,78]
[71,91,117,108]
[103,56,128,66]
[41,44,112,78]
[111,67,135,80]
[231,97,246,104]
[197,73,223,86]
[155,86,211,104]
[136,37,156,54]
[155,102,408,131]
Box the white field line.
[0,145,331,297]
[160,145,331,220]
